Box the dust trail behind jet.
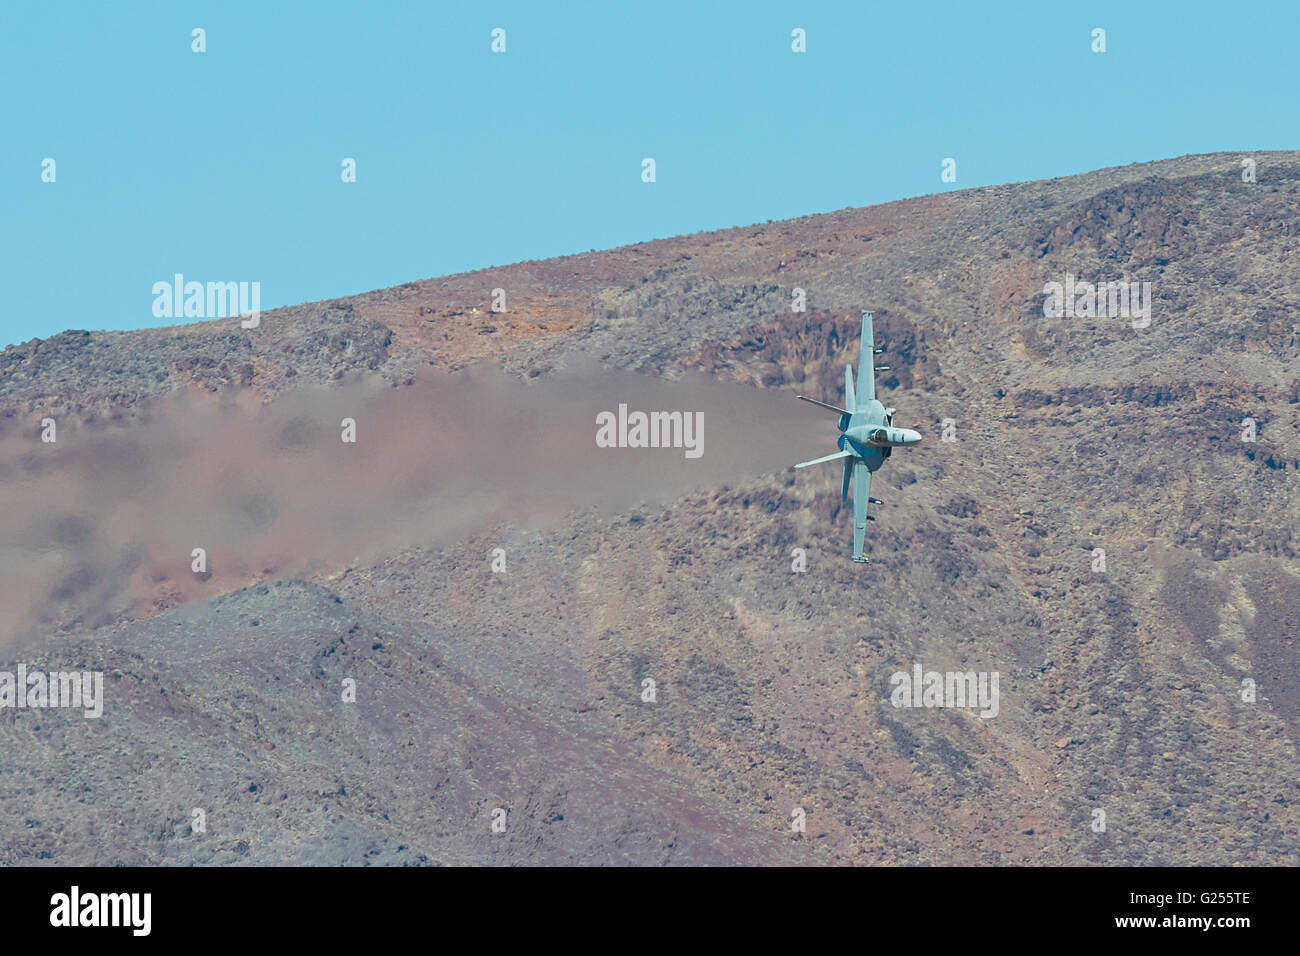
[0,362,833,643]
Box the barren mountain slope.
[1,151,1296,865]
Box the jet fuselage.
[841,399,921,466]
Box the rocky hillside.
[1,151,1296,865]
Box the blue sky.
[2,1,1295,347]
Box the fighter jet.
[794,310,921,562]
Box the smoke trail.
[0,362,834,642]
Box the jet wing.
[855,310,876,404]
[797,395,850,416]
[795,449,853,469]
[852,459,871,561]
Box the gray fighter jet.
[794,310,921,562]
